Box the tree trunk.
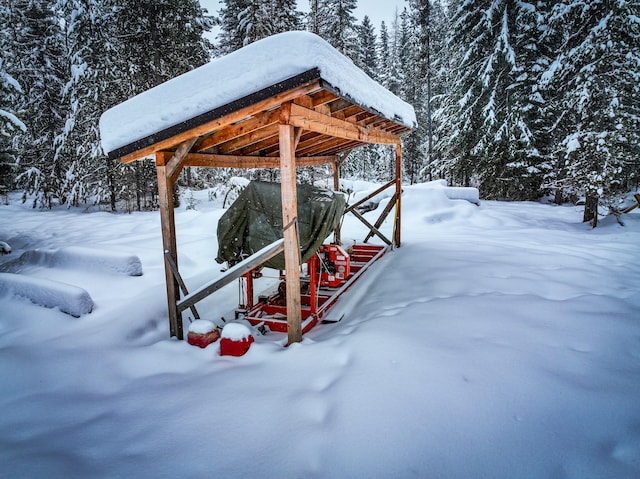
[554,188,563,205]
[583,192,598,227]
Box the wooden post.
[279,105,303,344]
[331,158,342,245]
[156,152,183,339]
[394,142,402,247]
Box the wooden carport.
[101,33,415,345]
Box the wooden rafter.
[288,103,399,146]
[196,108,281,152]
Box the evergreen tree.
[323,0,358,58]
[217,0,248,54]
[355,15,378,79]
[271,0,302,34]
[396,7,424,184]
[219,0,300,53]
[0,2,27,201]
[109,0,213,210]
[437,0,544,198]
[377,21,392,88]
[386,10,403,96]
[307,0,330,35]
[425,0,450,179]
[10,0,68,208]
[541,0,640,225]
[237,0,301,47]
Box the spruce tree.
[217,0,248,54]
[10,0,68,208]
[323,0,358,58]
[437,0,544,198]
[109,0,213,210]
[0,2,27,201]
[307,0,331,35]
[377,21,392,88]
[355,16,378,79]
[237,0,301,47]
[426,0,450,179]
[541,0,640,225]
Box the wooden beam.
[279,121,303,344]
[176,239,285,313]
[164,250,200,320]
[155,153,183,339]
[120,80,321,163]
[331,159,342,245]
[181,153,336,168]
[288,103,400,146]
[623,193,640,213]
[217,123,279,154]
[310,89,340,107]
[167,137,197,183]
[293,127,303,150]
[350,209,392,245]
[394,141,402,247]
[195,108,281,152]
[345,179,396,213]
[364,192,397,243]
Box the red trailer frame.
[238,244,388,334]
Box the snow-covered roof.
[99,31,416,158]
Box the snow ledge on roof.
[99,31,417,156]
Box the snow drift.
[17,246,143,276]
[0,272,94,317]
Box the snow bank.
[99,31,416,155]
[19,246,143,276]
[0,272,94,317]
[442,186,480,205]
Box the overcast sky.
[201,0,409,41]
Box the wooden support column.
[394,141,402,247]
[156,151,182,339]
[331,158,342,245]
[279,103,303,344]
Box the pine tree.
[395,7,425,184]
[271,0,302,34]
[541,0,640,225]
[219,0,300,53]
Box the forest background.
[1,0,638,225]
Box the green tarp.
[216,181,346,270]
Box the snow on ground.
[1,181,640,479]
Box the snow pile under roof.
[99,31,417,156]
